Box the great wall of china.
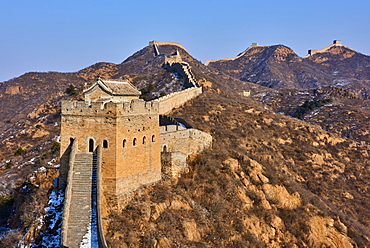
[59,42,211,247]
[205,43,265,66]
[305,40,354,57]
[205,40,354,64]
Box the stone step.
[64,152,95,247]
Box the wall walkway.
[62,153,93,247]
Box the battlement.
[61,99,159,117]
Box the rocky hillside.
[252,86,370,144]
[207,43,370,98]
[1,41,370,247]
[104,89,370,247]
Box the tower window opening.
[133,138,137,146]
[152,135,155,142]
[143,136,146,145]
[123,139,127,148]
[89,139,94,152]
[103,140,108,148]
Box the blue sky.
[1,0,369,82]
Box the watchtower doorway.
[89,139,94,153]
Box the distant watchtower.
[60,78,161,199]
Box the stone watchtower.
[60,78,161,199]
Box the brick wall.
[154,87,202,115]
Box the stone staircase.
[64,153,94,248]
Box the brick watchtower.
[60,78,161,198]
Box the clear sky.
[1,0,369,82]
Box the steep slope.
[304,46,370,98]
[206,44,309,88]
[0,72,85,132]
[105,91,370,247]
[252,86,370,144]
[207,43,370,96]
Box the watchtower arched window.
[122,139,127,148]
[152,135,155,143]
[142,136,146,145]
[103,140,108,148]
[133,138,137,146]
[89,139,94,152]
[163,145,167,152]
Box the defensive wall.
[96,146,108,247]
[305,40,355,57]
[160,126,212,154]
[60,139,78,246]
[163,59,199,88]
[149,40,190,55]
[205,43,265,66]
[160,125,212,177]
[153,86,202,115]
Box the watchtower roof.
[84,78,141,97]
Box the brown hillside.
[105,91,370,247]
[1,41,370,247]
[207,44,370,97]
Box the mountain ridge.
[1,40,370,247]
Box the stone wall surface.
[155,87,202,115]
[161,152,188,177]
[5,86,22,95]
[160,128,212,155]
[61,139,78,245]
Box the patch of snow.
[34,189,65,247]
[333,79,351,86]
[80,224,92,248]
[47,158,56,166]
[18,156,38,169]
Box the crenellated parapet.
[61,99,159,117]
